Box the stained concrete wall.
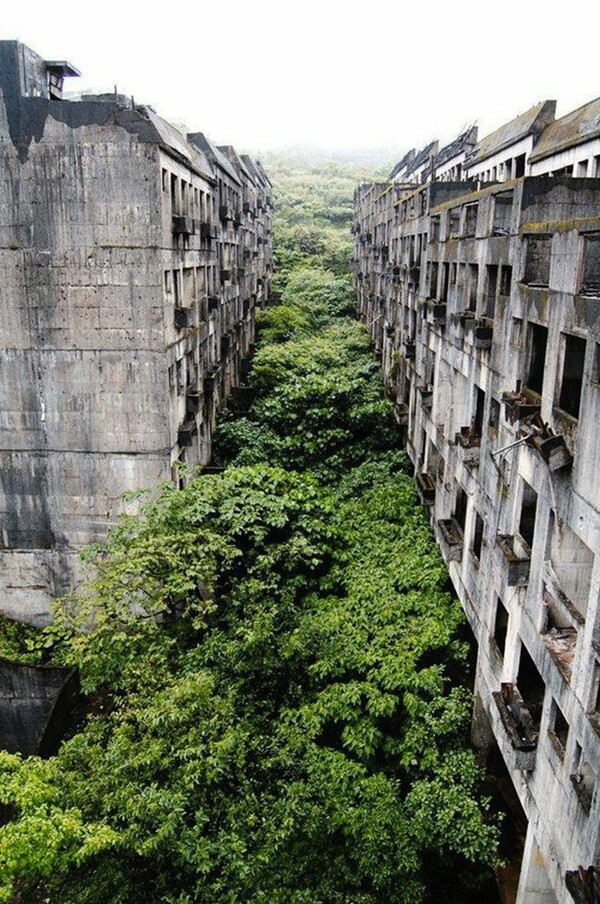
[354,129,600,903]
[0,42,273,623]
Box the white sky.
[1,0,599,156]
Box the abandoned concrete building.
[354,98,600,904]
[0,41,273,623]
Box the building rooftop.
[469,100,556,166]
[529,96,600,163]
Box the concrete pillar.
[516,825,558,904]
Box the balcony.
[496,533,531,586]
[172,215,194,236]
[219,204,232,222]
[416,384,433,410]
[464,318,493,349]
[530,431,573,472]
[455,427,481,465]
[208,295,220,312]
[492,683,538,770]
[501,391,541,424]
[416,472,436,504]
[174,307,192,330]
[177,419,196,447]
[402,339,416,359]
[220,268,232,283]
[437,517,464,562]
[200,222,218,241]
[395,402,409,426]
[185,385,201,414]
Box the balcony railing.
[492,683,538,770]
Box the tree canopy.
[0,154,500,904]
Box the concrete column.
[516,825,558,904]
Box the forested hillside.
[0,155,500,903]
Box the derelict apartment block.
[0,42,272,623]
[354,99,600,903]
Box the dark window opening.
[440,262,449,302]
[493,598,509,658]
[429,261,439,297]
[472,511,484,562]
[474,386,485,436]
[486,264,498,318]
[592,343,600,384]
[580,234,600,297]
[468,263,478,311]
[526,323,548,395]
[493,191,513,235]
[489,398,500,433]
[519,481,538,548]
[517,645,545,730]
[524,235,551,287]
[170,173,178,213]
[558,334,586,419]
[449,208,461,237]
[464,203,478,237]
[454,485,468,533]
[549,701,569,757]
[514,154,526,178]
[500,265,512,296]
[450,262,457,286]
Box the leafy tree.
[0,153,500,904]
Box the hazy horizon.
[2,0,599,156]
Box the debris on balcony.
[437,517,464,561]
[497,533,531,585]
[492,683,538,768]
[416,471,436,503]
[542,626,577,682]
[455,425,481,464]
[501,389,541,424]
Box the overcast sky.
[1,0,599,157]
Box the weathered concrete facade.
[354,100,600,903]
[0,42,272,623]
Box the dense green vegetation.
[0,155,499,903]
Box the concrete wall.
[0,42,273,623]
[354,162,600,903]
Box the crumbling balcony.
[492,683,538,770]
[496,533,531,585]
[185,385,201,414]
[208,294,220,312]
[394,402,409,426]
[542,624,577,683]
[530,430,573,472]
[219,204,232,222]
[200,222,218,241]
[417,384,433,410]
[402,339,416,359]
[177,418,197,447]
[172,215,194,236]
[501,390,541,424]
[451,310,476,328]
[437,517,464,562]
[455,426,481,465]
[416,471,436,504]
[464,318,493,349]
[174,307,192,330]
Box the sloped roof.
[469,100,556,166]
[434,125,478,169]
[529,96,600,163]
[389,149,415,180]
[407,140,438,175]
[187,132,241,185]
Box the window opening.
[526,323,547,395]
[454,485,468,533]
[493,598,509,658]
[486,264,498,318]
[500,265,512,296]
[549,700,569,758]
[517,645,545,730]
[514,154,526,178]
[580,234,600,297]
[524,235,551,287]
[518,481,538,548]
[558,334,586,419]
[472,511,484,562]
